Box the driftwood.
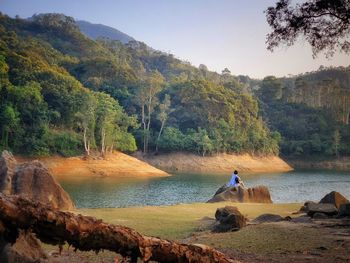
[0,194,236,263]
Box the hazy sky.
[1,0,349,78]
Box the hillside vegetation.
[256,69,350,157]
[0,13,278,156]
[0,12,349,158]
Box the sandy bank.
[288,157,350,171]
[16,151,169,179]
[137,152,293,174]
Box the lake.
[59,170,350,208]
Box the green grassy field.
[78,202,301,240]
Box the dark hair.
[234,170,238,174]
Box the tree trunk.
[141,104,147,154]
[101,128,106,157]
[0,194,235,263]
[155,120,165,153]
[83,127,90,156]
[145,97,152,154]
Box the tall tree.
[155,94,172,152]
[0,104,19,149]
[135,71,165,153]
[75,91,96,156]
[266,0,350,57]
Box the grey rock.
[312,212,329,219]
[339,203,350,217]
[291,215,312,223]
[299,201,316,213]
[252,213,284,224]
[307,203,338,217]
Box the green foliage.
[257,76,283,102]
[0,13,137,156]
[257,70,350,157]
[0,13,283,157]
[45,130,82,156]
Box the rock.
[291,215,312,223]
[214,184,228,196]
[0,151,75,210]
[319,191,349,209]
[312,212,329,219]
[299,201,316,213]
[307,203,338,217]
[213,206,247,232]
[0,151,17,195]
[252,213,284,224]
[0,231,48,263]
[339,203,350,217]
[208,185,272,203]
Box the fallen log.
[0,194,237,263]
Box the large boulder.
[319,191,349,209]
[0,151,17,195]
[306,203,338,217]
[0,231,48,263]
[299,201,316,213]
[339,203,350,217]
[213,206,247,232]
[0,151,75,210]
[208,185,272,203]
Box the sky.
[1,0,349,78]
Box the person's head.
[234,170,238,175]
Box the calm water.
[59,170,350,208]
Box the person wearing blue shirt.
[227,170,245,188]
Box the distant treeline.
[0,13,349,157]
[256,70,350,157]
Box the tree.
[221,68,231,76]
[0,104,19,148]
[333,129,341,157]
[75,91,96,156]
[95,92,118,156]
[155,94,172,152]
[134,71,165,153]
[266,0,350,57]
[258,76,283,102]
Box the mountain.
[76,20,134,43]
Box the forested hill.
[256,67,350,157]
[0,13,279,157]
[76,20,134,43]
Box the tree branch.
[0,194,236,263]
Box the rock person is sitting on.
[227,170,245,188]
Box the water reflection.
[58,170,350,208]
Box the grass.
[43,202,350,262]
[193,223,335,254]
[78,202,301,240]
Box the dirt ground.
[189,218,350,263]
[16,152,169,179]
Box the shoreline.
[16,151,169,179]
[14,151,295,180]
[136,152,293,174]
[287,156,350,171]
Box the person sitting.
[227,170,245,188]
